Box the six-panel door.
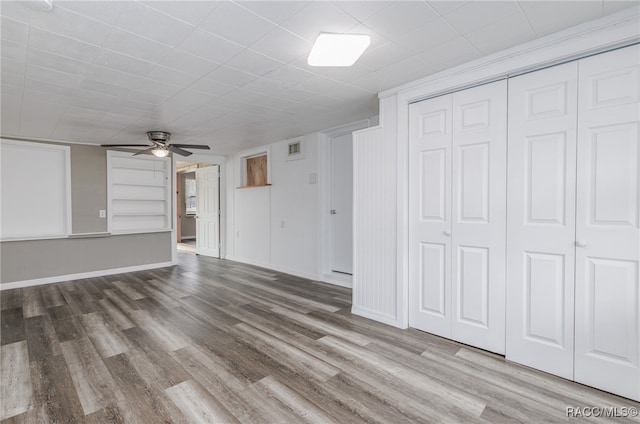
[574,45,640,401]
[505,61,578,379]
[408,45,639,401]
[409,94,453,338]
[196,165,221,258]
[409,81,507,354]
[451,81,507,354]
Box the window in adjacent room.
[185,176,196,215]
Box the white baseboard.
[0,261,176,290]
[179,236,196,240]
[268,264,318,282]
[224,255,272,271]
[351,305,404,328]
[319,272,352,288]
[225,255,335,285]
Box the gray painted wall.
[71,144,108,233]
[0,141,174,284]
[0,232,172,283]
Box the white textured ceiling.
[1,0,637,154]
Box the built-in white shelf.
[107,151,171,234]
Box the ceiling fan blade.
[168,145,193,156]
[171,144,211,150]
[133,147,156,156]
[101,144,152,147]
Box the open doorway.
[318,119,372,287]
[177,168,197,253]
[176,162,221,258]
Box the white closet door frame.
[574,44,640,401]
[506,61,579,379]
[451,80,507,354]
[409,94,453,338]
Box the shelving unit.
[107,151,171,234]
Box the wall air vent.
[287,140,304,161]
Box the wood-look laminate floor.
[2,253,638,423]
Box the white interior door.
[409,82,507,353]
[409,94,453,338]
[196,165,220,258]
[451,80,507,354]
[330,133,353,275]
[506,61,578,379]
[574,45,640,401]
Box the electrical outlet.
[99,209,106,218]
[281,221,285,229]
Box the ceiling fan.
[101,131,210,157]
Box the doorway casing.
[318,119,373,287]
[171,153,227,263]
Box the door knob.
[576,240,587,247]
[443,230,451,236]
[330,209,337,215]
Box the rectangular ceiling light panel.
[307,33,371,67]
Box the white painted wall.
[225,155,236,261]
[225,134,320,279]
[270,134,319,278]
[352,120,399,327]
[234,186,271,265]
[349,96,402,327]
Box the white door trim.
[318,119,372,287]
[171,153,227,263]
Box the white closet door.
[409,94,453,338]
[506,62,578,379]
[451,81,507,354]
[574,45,640,401]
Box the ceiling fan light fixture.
[147,131,171,142]
[101,130,210,157]
[307,33,371,67]
[152,146,170,158]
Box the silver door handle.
[576,240,587,247]
[330,209,337,215]
[443,230,451,236]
